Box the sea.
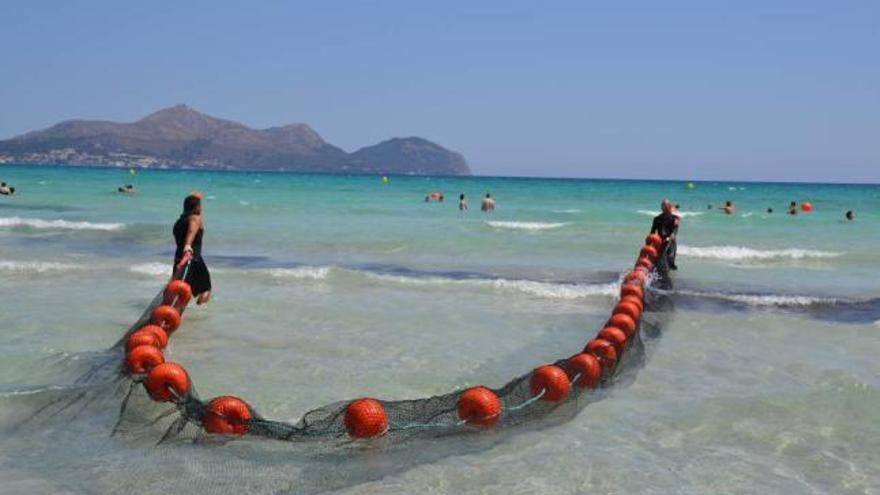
[0,164,878,494]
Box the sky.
[1,1,878,182]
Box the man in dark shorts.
[651,199,680,270]
[173,193,212,304]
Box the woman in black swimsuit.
[173,193,211,304]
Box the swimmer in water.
[173,193,212,305]
[117,184,136,194]
[650,199,680,270]
[721,201,735,215]
[425,191,444,203]
[767,207,773,213]
[481,193,495,212]
[0,182,10,195]
[845,210,854,221]
[459,193,468,211]
[788,201,798,215]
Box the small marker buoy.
[613,299,642,322]
[457,386,501,426]
[163,280,193,308]
[645,233,663,249]
[566,353,601,389]
[585,338,618,372]
[125,331,160,352]
[598,327,628,356]
[608,313,638,337]
[203,396,252,435]
[635,256,653,270]
[529,365,571,402]
[144,362,190,402]
[151,305,181,333]
[801,202,813,212]
[125,345,164,374]
[344,398,388,438]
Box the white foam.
[486,221,569,231]
[129,262,170,277]
[0,216,124,231]
[268,266,331,280]
[637,210,704,217]
[553,209,581,214]
[365,272,616,300]
[678,245,841,261]
[677,289,838,307]
[0,260,84,273]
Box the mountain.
[0,105,471,175]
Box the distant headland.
[0,105,471,175]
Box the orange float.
[163,280,192,309]
[645,233,663,249]
[613,299,641,322]
[584,338,618,372]
[457,386,501,426]
[151,305,181,333]
[135,324,168,349]
[566,353,601,389]
[624,270,647,286]
[598,327,628,356]
[639,245,659,262]
[635,256,653,270]
[125,331,160,352]
[125,345,164,374]
[529,365,571,402]
[344,398,388,438]
[621,294,644,313]
[801,202,813,212]
[620,283,644,301]
[608,313,637,337]
[203,396,252,435]
[144,362,190,402]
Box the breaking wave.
[678,245,841,261]
[267,266,332,280]
[486,221,569,231]
[129,262,171,277]
[0,260,85,273]
[364,272,617,300]
[675,289,844,307]
[0,216,125,231]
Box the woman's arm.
[182,216,201,253]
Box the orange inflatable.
[621,294,644,312]
[801,202,813,212]
[529,365,571,402]
[645,233,663,249]
[126,331,160,352]
[621,284,644,301]
[151,305,181,333]
[566,353,601,389]
[163,280,193,308]
[635,256,653,270]
[639,245,658,262]
[584,338,618,372]
[608,313,637,337]
[135,324,168,349]
[457,386,501,426]
[344,398,388,438]
[144,362,190,402]
[125,345,164,374]
[613,299,641,322]
[624,271,648,286]
[203,396,252,435]
[598,327,628,356]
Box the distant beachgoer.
[173,193,211,305]
[426,191,444,203]
[845,210,854,221]
[707,204,713,210]
[788,201,798,215]
[8,187,14,195]
[767,207,773,213]
[0,182,10,195]
[650,199,679,270]
[481,193,495,212]
[721,201,735,215]
[118,184,136,194]
[674,204,681,211]
[459,193,468,211]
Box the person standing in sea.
[173,193,212,305]
[651,199,680,270]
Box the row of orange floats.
[122,276,253,435]
[343,232,665,438]
[121,232,664,439]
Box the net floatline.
[115,233,673,442]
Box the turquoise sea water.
[0,164,878,494]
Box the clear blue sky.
[1,1,878,182]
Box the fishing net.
[100,235,676,445]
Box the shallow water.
[0,165,878,494]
